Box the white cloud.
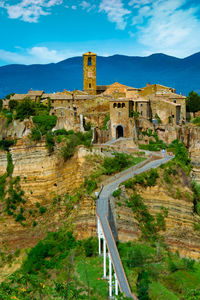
[71,5,76,10]
[1,0,63,22]
[99,0,131,30]
[79,1,96,12]
[129,0,200,57]
[0,46,82,65]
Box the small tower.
[83,51,97,95]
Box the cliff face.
[0,140,97,249]
[113,172,200,260]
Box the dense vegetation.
[0,230,109,300]
[118,241,200,300]
[60,130,93,160]
[186,91,200,113]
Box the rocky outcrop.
[113,180,200,260]
[0,140,99,249]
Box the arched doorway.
[116,125,124,139]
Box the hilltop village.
[3,51,187,144]
[1,52,200,299]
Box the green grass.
[76,256,108,299]
[149,282,179,300]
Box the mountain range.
[0,52,200,98]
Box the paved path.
[97,155,173,299]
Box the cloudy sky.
[0,0,199,65]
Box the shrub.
[146,169,159,186]
[31,127,41,141]
[82,237,98,257]
[0,139,15,151]
[112,188,122,199]
[22,230,76,273]
[33,220,37,227]
[102,152,143,175]
[54,129,68,136]
[60,132,92,161]
[0,174,6,200]
[45,132,55,153]
[32,115,57,135]
[137,270,150,300]
[6,152,14,177]
[15,98,37,120]
[84,177,97,195]
[102,115,110,130]
[127,192,167,241]
[39,206,47,214]
[8,100,18,111]
[15,213,26,222]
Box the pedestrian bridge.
[96,155,173,298]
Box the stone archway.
[116,125,124,139]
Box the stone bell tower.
[83,51,97,95]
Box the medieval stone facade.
[7,51,187,142]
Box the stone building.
[7,51,187,142]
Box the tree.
[8,99,18,111]
[186,91,200,112]
[15,97,36,120]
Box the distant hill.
[0,52,200,98]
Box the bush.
[33,220,37,227]
[30,127,41,141]
[22,230,76,273]
[0,139,15,151]
[54,129,68,136]
[39,206,47,215]
[8,100,18,111]
[32,115,57,135]
[6,152,14,177]
[45,132,55,153]
[15,98,37,120]
[15,213,26,222]
[127,192,167,241]
[82,237,98,257]
[102,115,110,130]
[186,91,200,112]
[84,177,97,195]
[102,152,143,175]
[112,188,122,199]
[60,131,92,161]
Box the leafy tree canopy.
[186,91,200,112]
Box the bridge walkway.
[97,155,173,299]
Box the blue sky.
[0,0,200,66]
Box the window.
[113,103,117,108]
[172,114,174,118]
[88,57,92,66]
[122,103,125,108]
[89,83,92,89]
[141,111,143,116]
[141,103,143,107]
[174,100,176,103]
[52,100,54,103]
[118,112,121,118]
[117,103,121,108]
